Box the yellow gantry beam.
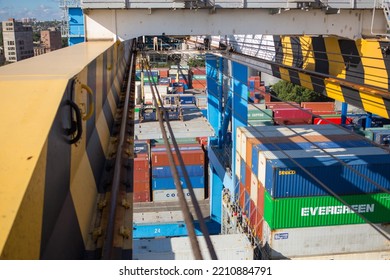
[272,36,390,119]
[0,40,127,259]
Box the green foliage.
[271,80,332,103]
[188,57,205,68]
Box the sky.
[0,0,64,22]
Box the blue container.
[180,95,195,105]
[251,140,373,178]
[134,141,149,154]
[152,176,205,190]
[261,149,390,198]
[244,190,250,217]
[200,108,207,117]
[152,165,204,178]
[240,157,246,186]
[142,111,156,121]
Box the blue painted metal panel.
[341,102,348,125]
[133,220,221,239]
[206,54,221,145]
[210,166,223,224]
[68,7,85,36]
[68,37,84,46]
[244,190,250,217]
[201,108,207,117]
[240,156,246,186]
[152,165,204,178]
[152,176,204,190]
[263,152,390,198]
[231,62,248,197]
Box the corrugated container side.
[264,190,390,229]
[266,102,300,109]
[248,109,273,120]
[244,190,250,218]
[239,183,245,210]
[249,199,257,229]
[134,181,151,202]
[250,172,259,204]
[245,165,251,194]
[152,176,204,190]
[262,221,390,259]
[301,102,335,112]
[260,149,390,197]
[273,108,313,125]
[152,188,204,202]
[240,156,246,186]
[235,152,241,182]
[152,164,204,178]
[151,149,204,166]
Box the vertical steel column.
[218,57,224,148]
[209,165,223,230]
[341,102,348,125]
[206,54,221,146]
[231,61,248,199]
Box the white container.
[261,221,390,259]
[133,234,254,260]
[250,171,258,205]
[235,152,241,181]
[152,188,205,202]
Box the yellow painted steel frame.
[0,40,130,259]
[272,36,390,119]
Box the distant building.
[2,18,34,63]
[21,18,36,24]
[40,29,62,52]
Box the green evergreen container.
[264,191,390,229]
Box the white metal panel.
[235,151,241,180]
[250,172,258,205]
[84,9,385,41]
[152,188,205,202]
[133,234,254,260]
[258,150,267,187]
[262,221,390,259]
[292,251,390,260]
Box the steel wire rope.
[147,46,390,241]
[201,81,390,241]
[141,54,218,259]
[143,59,218,260]
[184,58,390,196]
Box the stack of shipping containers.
[235,124,390,259]
[151,142,206,202]
[133,140,151,202]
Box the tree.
[271,80,332,103]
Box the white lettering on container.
[301,204,375,216]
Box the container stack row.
[133,139,207,203]
[234,124,390,259]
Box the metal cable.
[141,54,204,260]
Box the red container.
[134,181,150,202]
[191,68,206,75]
[196,136,208,147]
[245,164,251,194]
[134,190,151,202]
[266,102,300,109]
[249,199,257,228]
[134,156,149,170]
[159,69,169,78]
[255,182,265,239]
[273,108,313,125]
[301,102,335,112]
[151,144,205,166]
[313,117,354,125]
[134,169,149,181]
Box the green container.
[264,191,390,229]
[247,120,274,126]
[143,77,158,83]
[248,109,273,121]
[152,138,198,145]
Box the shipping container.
[261,221,390,259]
[134,181,151,203]
[263,190,390,229]
[273,108,313,125]
[255,147,390,197]
[152,164,204,178]
[248,109,273,121]
[151,144,205,166]
[266,102,300,109]
[301,102,335,112]
[152,176,204,190]
[152,188,205,202]
[133,234,253,260]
